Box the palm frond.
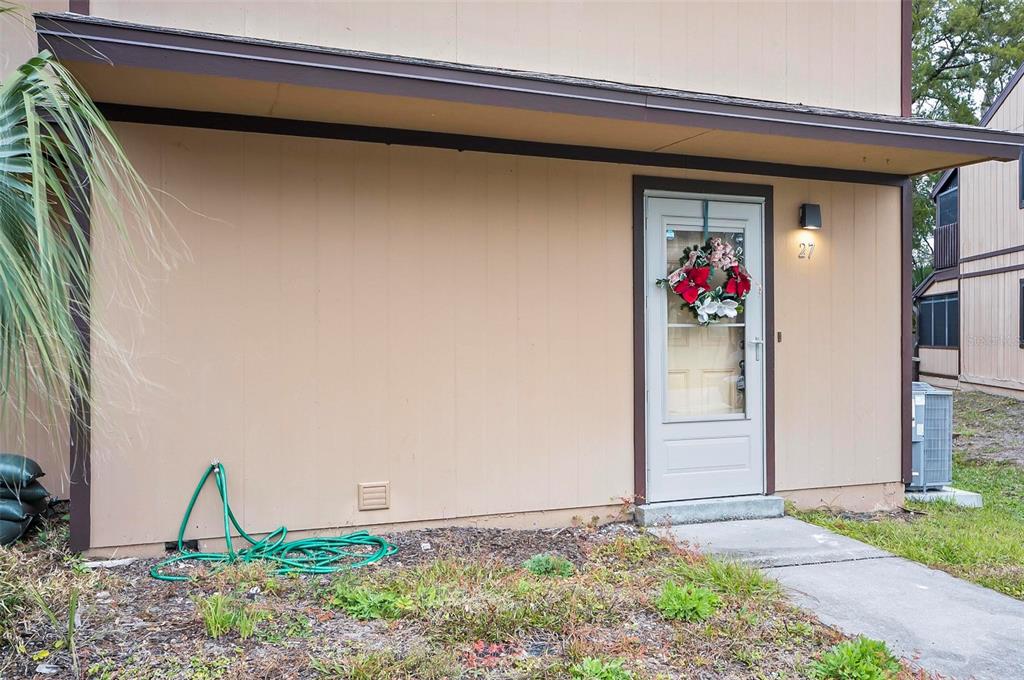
[0,47,169,433]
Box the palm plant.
[1,5,165,431]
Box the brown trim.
[980,61,1024,127]
[100,103,910,187]
[33,12,1024,161]
[919,371,959,381]
[631,179,646,503]
[69,173,91,553]
[912,265,960,299]
[930,168,957,200]
[960,244,1024,264]
[901,0,912,117]
[901,180,913,486]
[68,0,89,15]
[961,262,1024,279]
[631,176,775,500]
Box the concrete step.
[635,495,784,526]
[905,485,983,508]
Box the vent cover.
[358,481,390,511]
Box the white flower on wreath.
[695,297,739,324]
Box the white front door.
[644,193,766,503]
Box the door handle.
[750,337,764,361]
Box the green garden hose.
[150,462,397,581]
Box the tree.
[911,0,1024,286]
[0,6,165,430]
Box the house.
[3,2,1023,556]
[914,62,1024,398]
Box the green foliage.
[0,19,171,428]
[654,581,721,622]
[325,579,406,620]
[568,657,633,680]
[194,593,267,640]
[797,454,1024,599]
[670,557,779,599]
[910,1,1024,285]
[590,534,668,566]
[309,647,461,679]
[523,553,575,577]
[913,0,1024,123]
[808,637,901,680]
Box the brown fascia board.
[929,62,1024,199]
[35,12,1024,164]
[929,167,958,200]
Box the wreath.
[657,237,753,326]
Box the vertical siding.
[960,261,1024,392]
[956,73,1024,394]
[919,348,959,378]
[89,124,902,547]
[89,0,903,114]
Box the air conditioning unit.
[908,382,953,491]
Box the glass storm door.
[644,194,765,503]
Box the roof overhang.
[36,12,1024,180]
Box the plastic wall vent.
[358,482,390,511]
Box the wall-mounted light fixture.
[799,203,822,230]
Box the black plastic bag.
[0,480,49,502]
[0,499,33,522]
[0,454,44,487]
[0,518,30,546]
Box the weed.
[590,534,668,566]
[325,579,406,620]
[194,593,267,640]
[523,553,575,577]
[568,657,633,679]
[309,647,461,679]
[655,581,721,622]
[669,556,780,598]
[808,637,901,679]
[256,610,314,643]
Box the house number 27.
[798,242,815,260]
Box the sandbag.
[0,499,33,522]
[0,454,43,487]
[0,518,30,546]
[0,480,49,502]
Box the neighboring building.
[915,62,1024,398]
[3,2,1024,555]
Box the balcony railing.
[934,221,959,271]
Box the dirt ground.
[0,518,936,680]
[952,389,1024,466]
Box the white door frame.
[633,177,775,504]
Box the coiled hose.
[150,462,397,581]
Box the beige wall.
[89,123,902,548]
[919,347,958,379]
[954,73,1024,395]
[0,1,72,495]
[960,258,1024,393]
[90,0,903,115]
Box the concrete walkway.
[664,517,1024,680]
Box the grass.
[796,391,1024,599]
[798,455,1024,598]
[194,593,269,640]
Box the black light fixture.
[799,203,822,230]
